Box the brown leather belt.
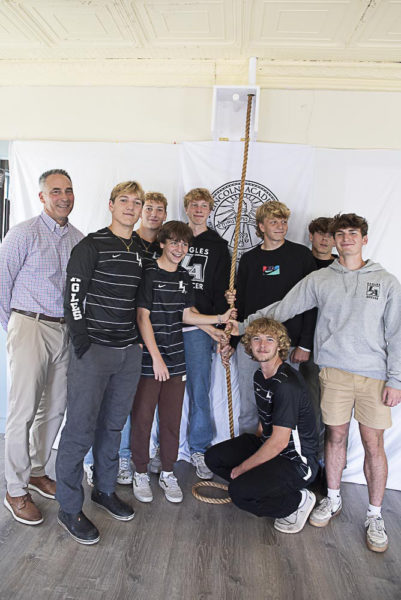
[12,308,66,324]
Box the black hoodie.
[181,227,230,315]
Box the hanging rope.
[226,93,254,439]
[192,94,254,505]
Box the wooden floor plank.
[0,436,400,600]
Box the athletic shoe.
[309,495,342,528]
[117,457,133,485]
[91,489,135,521]
[274,490,316,534]
[190,452,213,480]
[365,515,388,552]
[149,447,162,474]
[58,509,99,545]
[133,472,153,503]
[4,492,43,526]
[159,472,183,503]
[83,463,94,487]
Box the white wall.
[0,87,401,149]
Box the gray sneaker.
[159,472,183,503]
[117,457,133,485]
[190,452,213,480]
[133,472,153,503]
[365,515,388,552]
[149,447,162,474]
[274,490,316,534]
[309,495,342,528]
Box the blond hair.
[184,188,214,210]
[109,181,145,204]
[255,201,291,239]
[241,318,290,361]
[144,191,168,210]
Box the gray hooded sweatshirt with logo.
[238,259,401,389]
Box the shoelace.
[119,457,131,471]
[162,474,179,488]
[367,516,385,533]
[136,473,150,485]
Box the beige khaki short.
[319,367,392,429]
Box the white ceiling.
[1,0,401,89]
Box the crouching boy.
[206,318,319,533]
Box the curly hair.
[241,318,290,361]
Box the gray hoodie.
[239,259,401,389]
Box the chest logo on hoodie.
[366,282,380,300]
[181,253,208,289]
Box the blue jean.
[183,328,214,454]
[84,415,131,464]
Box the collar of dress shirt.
[40,210,69,236]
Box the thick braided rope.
[225,93,254,439]
[191,481,231,504]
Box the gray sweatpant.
[56,343,142,513]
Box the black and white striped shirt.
[254,363,318,473]
[64,227,143,354]
[137,262,195,377]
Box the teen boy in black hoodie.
[181,188,231,480]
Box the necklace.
[140,237,151,252]
[108,227,134,252]
[117,235,134,252]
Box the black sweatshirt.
[236,240,317,349]
[181,227,230,315]
[64,227,143,357]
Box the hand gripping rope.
[192,94,255,505]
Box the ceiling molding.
[0,58,400,91]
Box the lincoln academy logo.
[209,180,278,263]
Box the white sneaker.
[309,495,342,528]
[159,472,183,503]
[83,463,94,487]
[117,457,133,485]
[190,452,213,480]
[365,515,388,552]
[274,490,316,534]
[149,447,162,474]
[133,472,153,503]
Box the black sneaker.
[57,509,100,545]
[91,489,135,521]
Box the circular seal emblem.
[209,180,278,262]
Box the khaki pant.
[5,312,69,496]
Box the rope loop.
[191,481,232,504]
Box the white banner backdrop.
[8,140,401,490]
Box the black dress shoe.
[57,508,100,545]
[91,489,135,521]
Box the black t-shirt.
[132,231,161,265]
[314,255,336,270]
[254,363,318,473]
[64,227,143,354]
[236,240,317,348]
[136,262,195,377]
